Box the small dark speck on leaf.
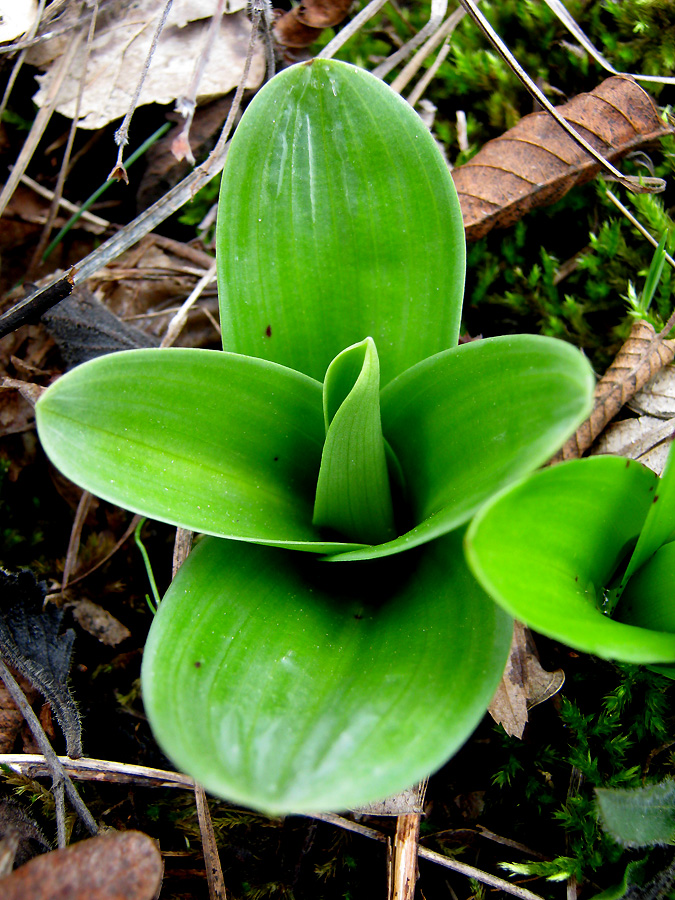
[194,661,202,668]
[354,614,363,620]
[574,575,578,582]
[265,325,272,337]
[625,459,631,468]
[653,495,660,503]
[273,456,279,462]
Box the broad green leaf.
[313,338,395,544]
[596,780,675,848]
[616,541,675,632]
[327,334,594,562]
[217,59,465,386]
[621,439,675,590]
[35,348,364,554]
[466,457,675,664]
[141,531,512,815]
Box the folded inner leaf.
[314,338,396,545]
[325,334,594,562]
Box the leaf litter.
[1,3,668,900]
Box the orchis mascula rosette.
[36,60,595,814]
[466,443,675,676]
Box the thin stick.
[29,0,100,274]
[110,0,173,182]
[456,0,665,194]
[604,189,675,272]
[18,172,110,230]
[61,491,94,593]
[160,262,217,348]
[0,754,196,788]
[0,661,98,838]
[317,0,389,61]
[406,36,451,107]
[311,813,547,900]
[0,30,83,220]
[391,7,465,96]
[390,813,421,900]
[195,784,227,900]
[173,0,228,165]
[373,0,448,79]
[54,779,66,849]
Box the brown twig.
[389,813,422,900]
[0,662,98,840]
[312,813,547,900]
[61,491,94,593]
[195,785,227,900]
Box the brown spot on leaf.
[265,325,272,338]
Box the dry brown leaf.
[66,598,131,647]
[552,320,675,462]
[354,782,427,816]
[452,77,673,241]
[593,415,675,474]
[489,622,565,739]
[0,830,163,900]
[0,670,38,753]
[28,0,264,130]
[274,0,352,50]
[0,0,38,43]
[628,365,675,418]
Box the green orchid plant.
[36,59,595,814]
[466,441,675,677]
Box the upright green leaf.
[620,439,675,590]
[35,349,363,553]
[328,334,594,561]
[313,339,395,544]
[217,59,465,386]
[141,531,512,814]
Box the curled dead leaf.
[453,76,673,241]
[552,320,675,463]
[489,622,564,739]
[0,830,163,900]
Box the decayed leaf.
[594,415,675,475]
[629,365,675,419]
[354,781,427,816]
[452,77,673,241]
[0,669,38,753]
[0,0,38,43]
[552,320,675,463]
[28,0,264,130]
[0,830,163,900]
[0,569,82,758]
[488,622,565,739]
[66,598,131,647]
[274,0,352,50]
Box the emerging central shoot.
[313,337,396,545]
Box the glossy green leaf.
[141,531,512,814]
[596,780,675,848]
[616,541,675,632]
[327,334,594,562]
[35,348,363,553]
[313,338,395,544]
[217,58,465,386]
[466,457,675,663]
[621,439,675,590]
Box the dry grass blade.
[552,320,675,462]
[390,6,465,96]
[453,76,673,241]
[372,0,448,79]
